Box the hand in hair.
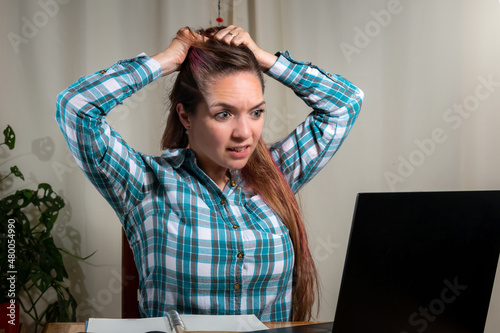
[211,25,278,71]
[152,27,205,77]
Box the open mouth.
[229,147,247,153]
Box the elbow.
[55,88,75,128]
[349,86,364,118]
[55,89,67,121]
[355,87,365,111]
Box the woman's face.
[177,71,265,183]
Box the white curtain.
[2,0,500,329]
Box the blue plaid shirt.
[56,51,363,321]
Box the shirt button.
[232,225,239,230]
[234,283,241,290]
[231,180,236,187]
[220,199,226,205]
[237,252,244,259]
[99,70,106,74]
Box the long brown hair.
[161,27,319,321]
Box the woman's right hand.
[152,27,203,76]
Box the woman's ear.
[176,103,191,130]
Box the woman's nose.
[232,117,252,139]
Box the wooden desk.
[42,321,319,333]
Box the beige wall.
[1,0,499,331]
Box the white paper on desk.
[181,314,268,331]
[86,314,268,332]
[87,317,169,332]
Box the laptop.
[254,191,500,333]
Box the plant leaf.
[10,165,25,180]
[3,125,15,149]
[36,183,65,230]
[44,287,77,323]
[40,237,66,281]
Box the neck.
[189,149,229,190]
[210,171,230,190]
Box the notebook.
[86,311,268,332]
[254,190,500,333]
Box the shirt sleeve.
[266,51,364,193]
[55,53,162,217]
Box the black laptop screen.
[332,191,500,333]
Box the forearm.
[56,53,160,162]
[151,50,184,77]
[267,51,364,114]
[257,50,278,72]
[57,54,161,123]
[267,51,364,192]
[55,54,161,216]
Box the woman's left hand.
[212,25,278,71]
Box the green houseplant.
[0,125,90,333]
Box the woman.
[56,25,364,322]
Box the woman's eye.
[251,109,265,118]
[215,111,231,120]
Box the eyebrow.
[210,101,266,110]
